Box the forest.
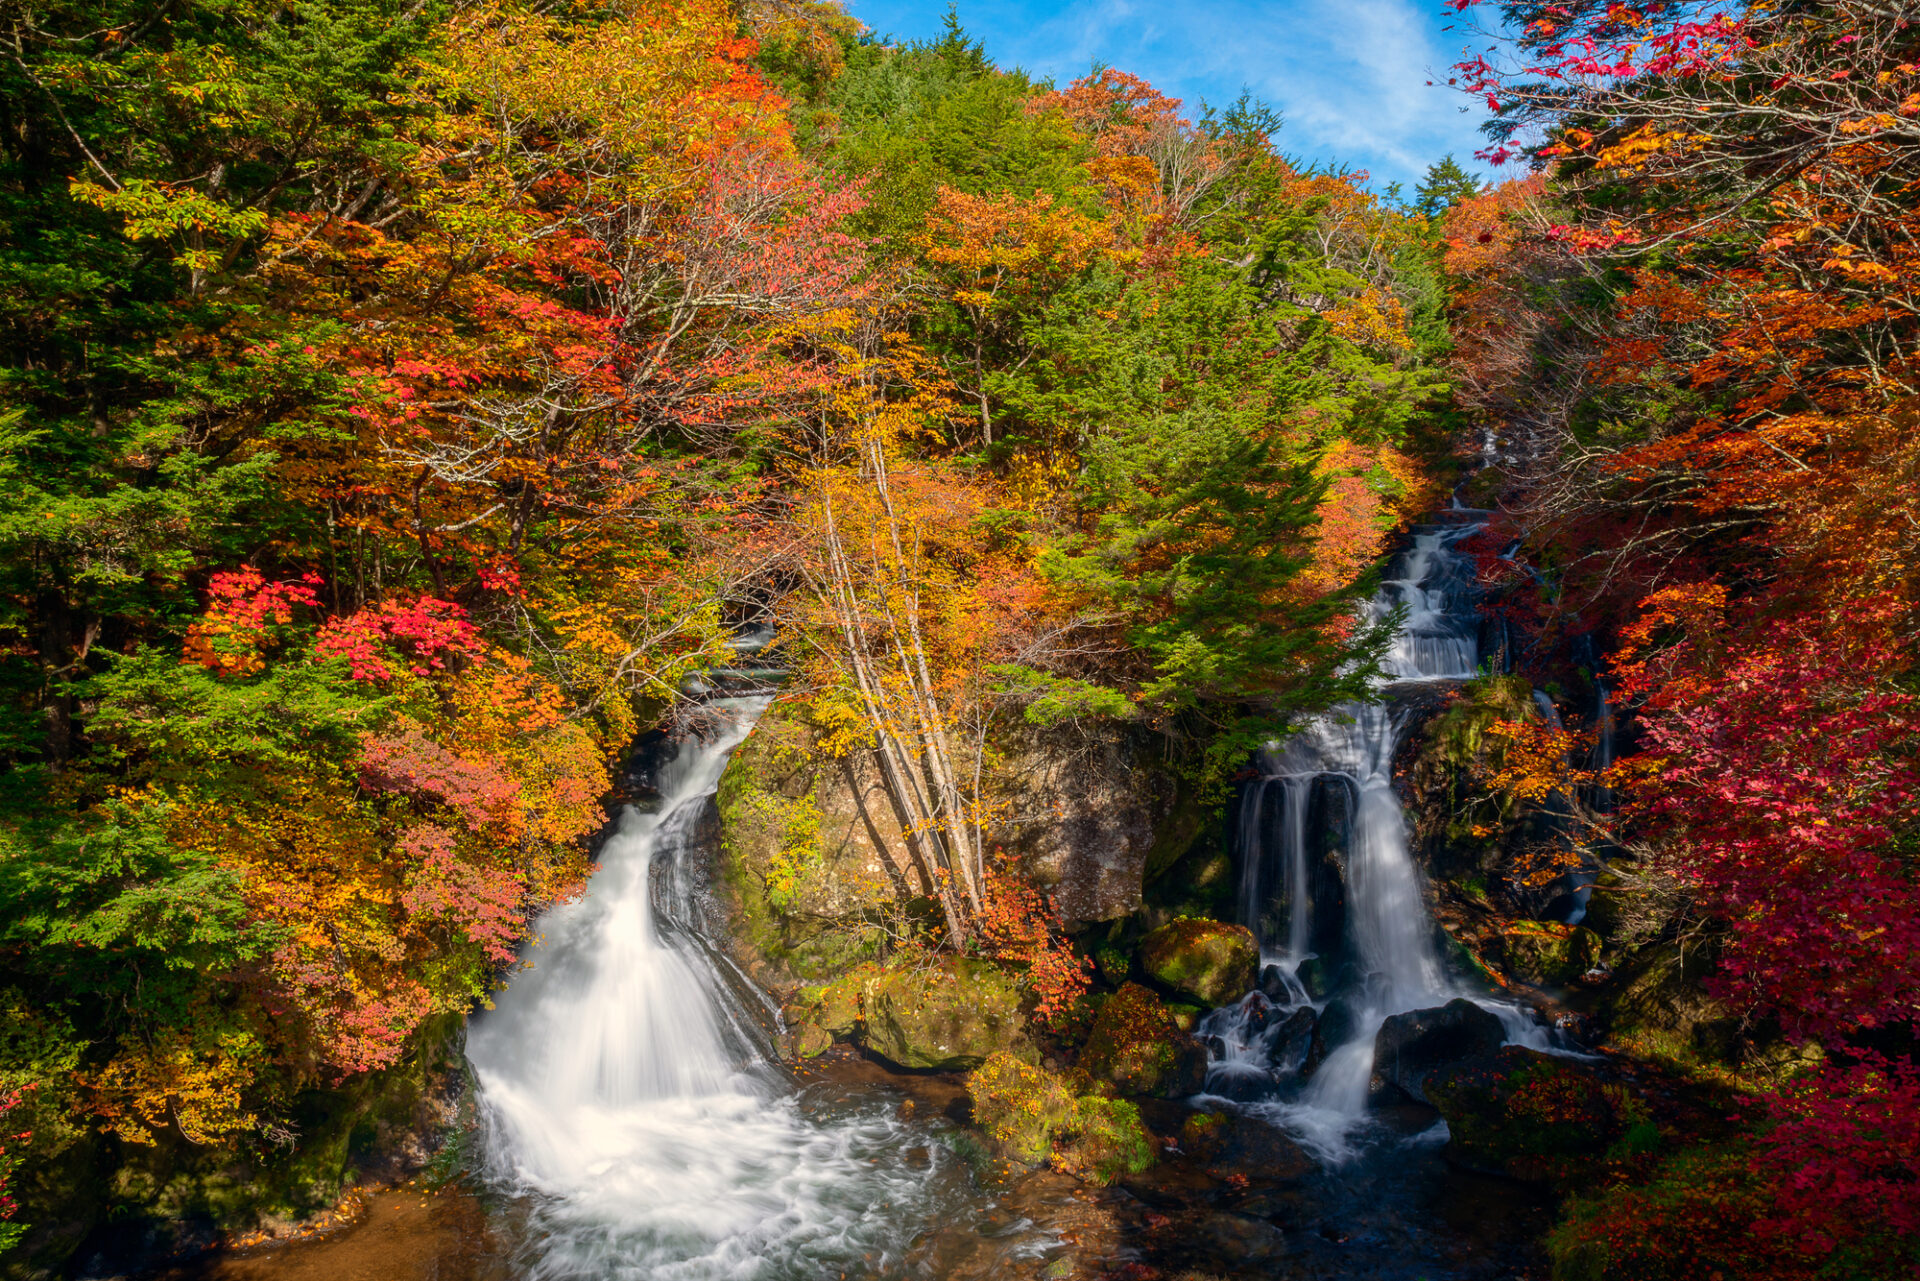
[0,0,1912,1278]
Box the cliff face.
[713,702,1208,985]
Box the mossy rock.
[791,1021,833,1059]
[714,709,891,982]
[968,1052,1080,1163]
[1425,1046,1635,1182]
[1059,1094,1157,1185]
[1093,944,1132,985]
[793,976,863,1036]
[967,1053,1156,1187]
[858,957,1027,1071]
[1578,870,1630,940]
[1079,983,1208,1098]
[1139,918,1258,1007]
[1501,921,1602,986]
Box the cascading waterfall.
[467,697,955,1280]
[1212,512,1554,1161]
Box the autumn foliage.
[1437,0,1920,1271]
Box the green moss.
[1063,1095,1156,1184]
[968,1052,1080,1163]
[794,975,864,1036]
[791,1021,833,1059]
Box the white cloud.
[849,0,1492,187]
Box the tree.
[1413,155,1480,218]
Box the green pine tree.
[1413,154,1481,217]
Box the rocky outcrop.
[983,721,1205,929]
[1138,919,1259,1006]
[715,711,900,983]
[716,706,1210,989]
[1371,998,1506,1104]
[1080,983,1209,1098]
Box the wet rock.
[1198,1211,1287,1261]
[1500,922,1603,986]
[1204,1060,1281,1102]
[1423,1046,1626,1182]
[1258,963,1294,1002]
[1208,1113,1315,1182]
[1295,955,1333,1000]
[1268,1005,1317,1073]
[1303,997,1357,1076]
[1371,998,1506,1104]
[859,957,1027,1071]
[1080,983,1209,1098]
[1139,918,1259,1007]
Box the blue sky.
[843,0,1492,193]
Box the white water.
[1216,517,1556,1162]
[468,697,952,1280]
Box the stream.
[149,506,1562,1281]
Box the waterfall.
[1215,515,1557,1160]
[1239,524,1481,997]
[467,697,950,1280]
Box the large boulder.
[1080,983,1209,1098]
[789,974,863,1036]
[1500,921,1603,986]
[1139,918,1259,1007]
[858,957,1027,1071]
[1424,1046,1633,1182]
[1371,998,1506,1104]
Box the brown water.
[146,1188,505,1281]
